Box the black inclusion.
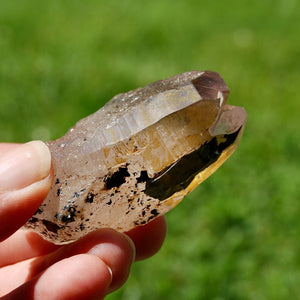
[42,220,61,234]
[105,167,130,189]
[136,170,150,183]
[144,128,241,201]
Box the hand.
[0,141,167,300]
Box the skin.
[0,142,167,300]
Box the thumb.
[0,141,52,242]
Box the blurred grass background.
[1,0,300,299]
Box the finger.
[0,143,20,155]
[126,216,167,261]
[0,230,59,268]
[0,141,52,242]
[0,216,167,268]
[3,254,112,300]
[0,229,135,295]
[44,229,135,294]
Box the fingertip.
[126,216,167,261]
[0,140,51,192]
[28,141,52,181]
[43,229,136,294]
[86,229,135,293]
[0,167,53,242]
[0,140,53,240]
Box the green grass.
[1,1,300,299]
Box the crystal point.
[24,71,247,244]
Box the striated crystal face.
[24,71,247,244]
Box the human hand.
[0,141,167,300]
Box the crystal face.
[24,71,247,244]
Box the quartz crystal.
[24,71,247,244]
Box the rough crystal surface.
[24,71,247,244]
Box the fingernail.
[0,141,51,191]
[123,233,136,263]
[106,264,113,281]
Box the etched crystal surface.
[24,71,247,244]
